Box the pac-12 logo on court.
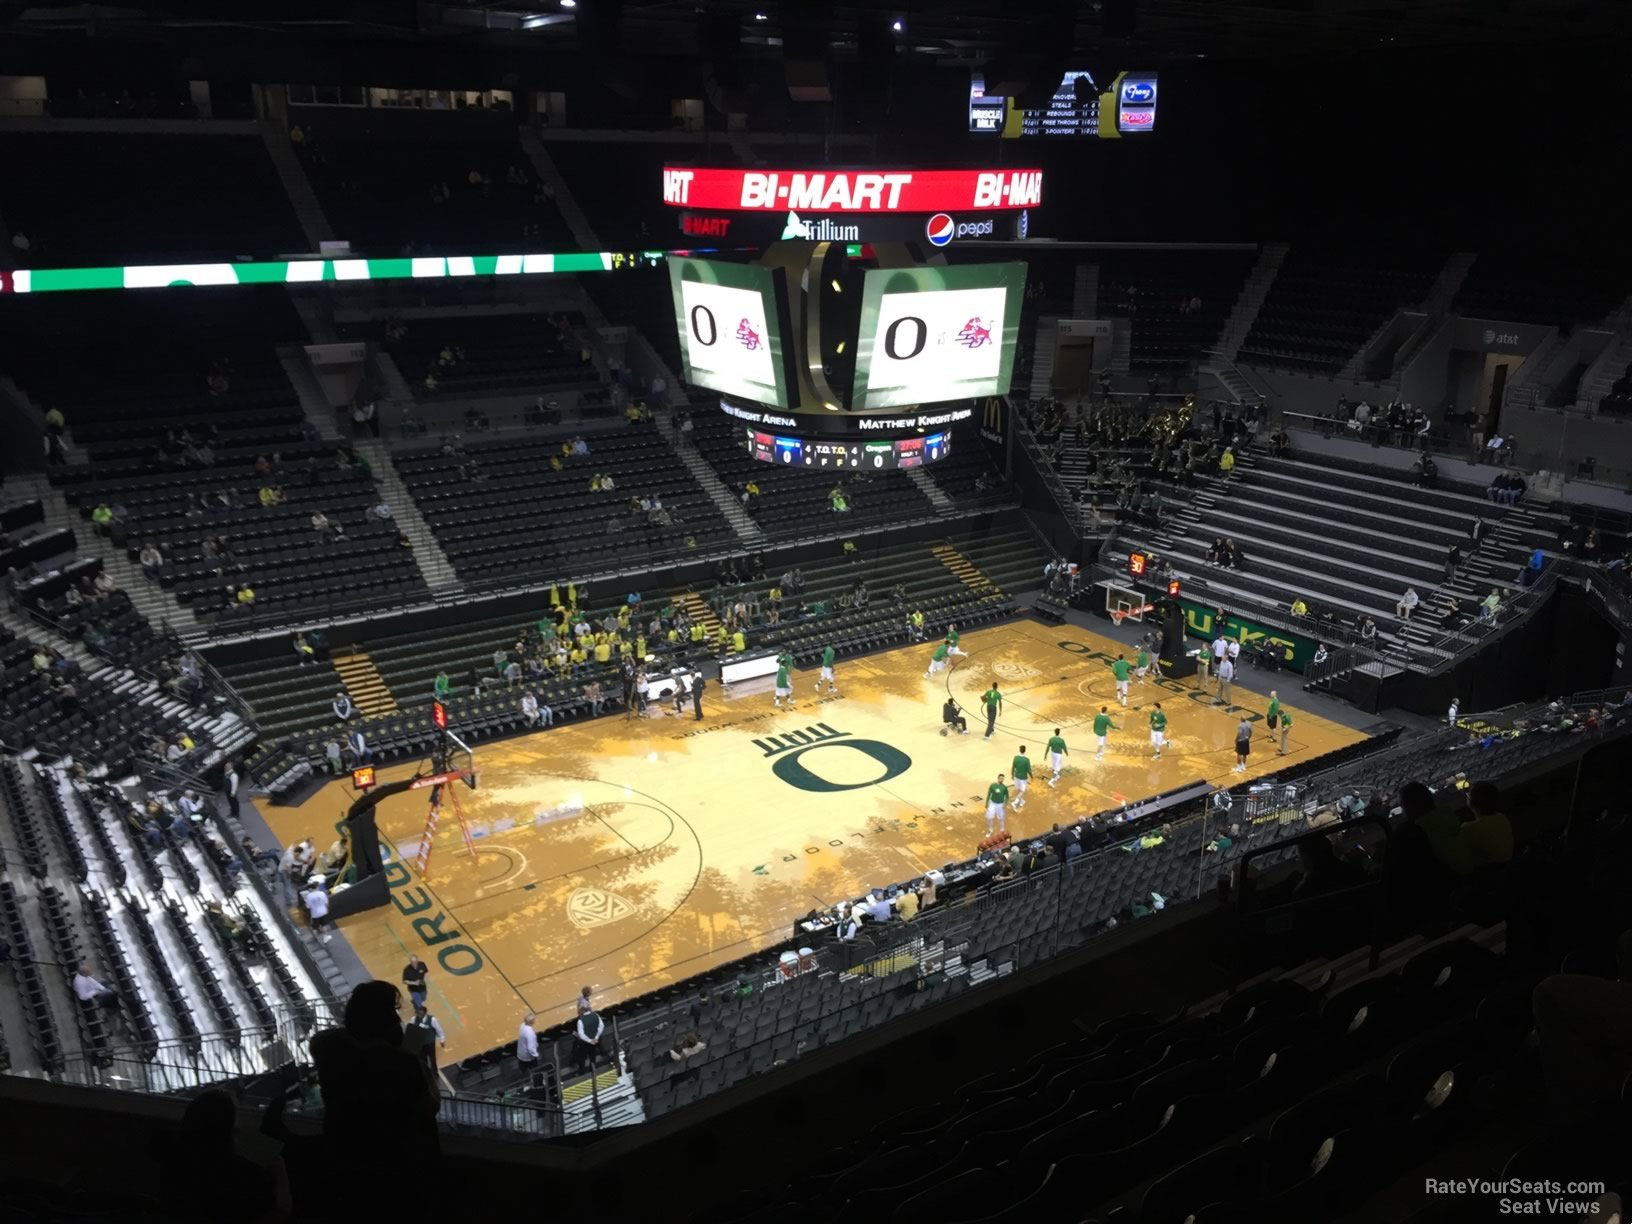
[754,723,911,793]
[567,887,635,929]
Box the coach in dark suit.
[691,670,705,720]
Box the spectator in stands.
[309,981,440,1201]
[584,679,605,716]
[1292,832,1366,899]
[1206,537,1226,565]
[73,960,119,1011]
[1436,781,1514,874]
[522,692,552,728]
[1219,447,1235,476]
[159,1088,282,1222]
[406,1005,447,1075]
[1481,589,1502,622]
[347,727,369,766]
[1224,539,1244,570]
[234,583,256,608]
[258,484,285,507]
[332,691,353,721]
[573,1008,606,1074]
[1396,586,1420,621]
[292,633,316,665]
[1445,543,1462,580]
[1290,596,1309,618]
[1412,451,1438,488]
[1359,616,1378,644]
[139,541,165,577]
[515,1011,541,1072]
[1534,931,1632,1114]
[303,876,333,941]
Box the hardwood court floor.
[256,618,1367,1062]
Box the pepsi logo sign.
[1120,108,1156,129]
[925,213,955,247]
[1121,80,1156,104]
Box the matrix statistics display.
[668,256,793,407]
[851,263,1027,411]
[747,429,952,470]
[970,69,1159,138]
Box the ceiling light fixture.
[560,0,577,8]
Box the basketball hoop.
[1110,603,1156,627]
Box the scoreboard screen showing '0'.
[850,263,1027,410]
[667,256,796,409]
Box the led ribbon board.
[0,251,670,294]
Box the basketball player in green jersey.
[1045,728,1069,786]
[925,640,951,678]
[1111,654,1132,706]
[1149,702,1168,759]
[1135,644,1152,682]
[984,774,1009,835]
[773,652,794,707]
[1010,746,1032,811]
[1092,707,1119,760]
[819,644,838,694]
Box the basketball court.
[253,617,1369,1062]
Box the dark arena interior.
[3,2,1632,1221]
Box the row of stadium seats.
[1096,249,1257,373]
[0,133,305,265]
[1454,249,1630,328]
[0,762,328,1079]
[1119,446,1556,652]
[293,114,575,255]
[340,311,599,400]
[687,407,939,534]
[390,420,737,583]
[1238,249,1438,374]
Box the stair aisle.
[332,649,399,718]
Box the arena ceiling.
[2,0,1625,64]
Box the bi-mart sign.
[661,166,1043,212]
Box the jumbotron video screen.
[851,263,1027,411]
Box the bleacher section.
[0,758,329,1081]
[1096,249,1256,373]
[1,290,428,625]
[293,115,573,254]
[390,421,736,584]
[1238,248,1438,374]
[346,311,604,402]
[1453,251,1629,327]
[1117,446,1556,654]
[689,407,936,536]
[0,133,305,264]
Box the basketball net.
[1109,603,1156,627]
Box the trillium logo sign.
[780,211,859,241]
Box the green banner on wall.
[1174,597,1319,673]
